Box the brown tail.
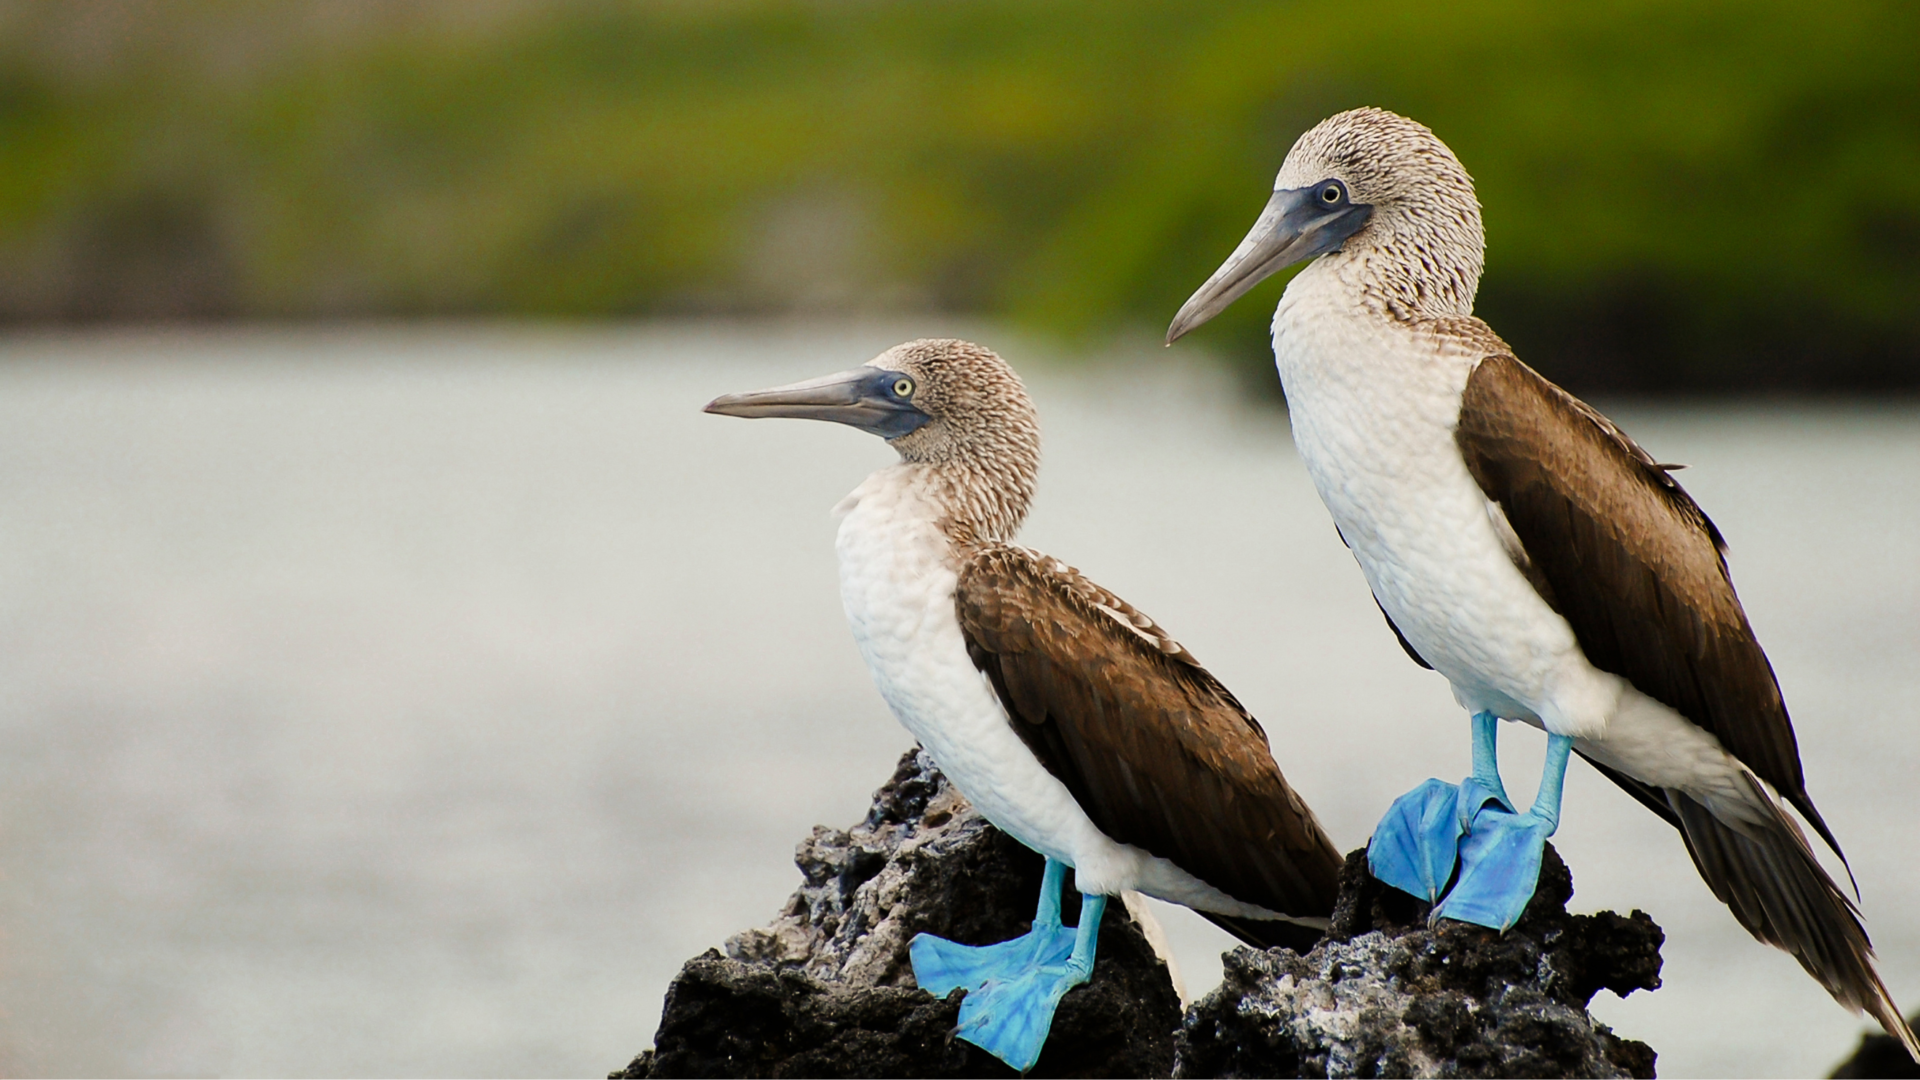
[1199,910,1326,955]
[1666,776,1919,1061]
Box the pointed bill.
[1166,186,1372,344]
[703,366,931,439]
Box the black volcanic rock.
[1831,1013,1920,1078]
[1173,847,1662,1079]
[615,749,1183,1078]
[615,750,1664,1079]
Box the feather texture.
[954,544,1344,950]
[1455,354,1914,1055]
[1455,354,1834,855]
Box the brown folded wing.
[1453,352,1838,857]
[1455,354,1918,1053]
[954,545,1344,943]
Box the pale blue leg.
[1434,732,1574,930]
[908,858,1104,1073]
[1369,711,1515,903]
[1465,711,1515,810]
[1065,895,1104,980]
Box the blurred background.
[0,1,1915,1077]
[4,0,1920,389]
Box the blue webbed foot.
[943,950,1090,1072]
[1432,801,1555,931]
[908,858,1106,1073]
[1367,776,1472,903]
[1434,732,1573,931]
[1371,714,1575,931]
[1370,711,1519,904]
[908,921,1074,1000]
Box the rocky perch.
[616,750,1663,1079]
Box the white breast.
[832,465,1279,914]
[1270,261,1622,739]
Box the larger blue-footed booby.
[1166,106,1917,1055]
[705,339,1344,1071]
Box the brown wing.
[954,545,1344,943]
[1454,353,1842,860]
[1456,356,1920,1052]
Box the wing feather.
[1456,355,1920,1053]
[1454,353,1840,859]
[954,545,1343,937]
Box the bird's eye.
[1320,183,1343,204]
[893,378,914,398]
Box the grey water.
[0,324,1912,1078]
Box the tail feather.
[1199,910,1325,955]
[1667,776,1918,1062]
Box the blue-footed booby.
[706,339,1344,1071]
[1166,106,1918,1056]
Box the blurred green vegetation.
[1,0,1917,392]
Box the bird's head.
[704,338,1040,539]
[1167,107,1484,342]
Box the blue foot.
[909,921,1074,1000]
[1368,776,1471,903]
[1370,714,1575,932]
[1432,730,1574,931]
[908,858,1106,1073]
[1369,711,1516,903]
[1431,803,1556,930]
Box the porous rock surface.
[1174,847,1663,1079]
[615,748,1183,1078]
[617,749,1664,1079]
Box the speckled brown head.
[704,338,1040,541]
[1168,107,1485,339]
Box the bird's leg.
[1031,856,1067,931]
[1527,732,1573,829]
[1466,711,1514,811]
[1452,710,1518,836]
[907,858,1094,1072]
[1434,732,1574,931]
[1063,893,1106,982]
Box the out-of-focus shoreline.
[2,1,1917,395]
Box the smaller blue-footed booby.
[1166,106,1918,1056]
[706,339,1344,1071]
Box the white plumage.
[1274,258,1757,814]
[833,463,1280,916]
[1168,106,1918,1054]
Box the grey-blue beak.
[1165,185,1373,344]
[704,367,933,440]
